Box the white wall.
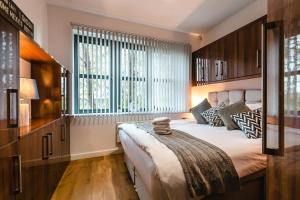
[47,4,201,70]
[201,0,267,47]
[14,0,48,49]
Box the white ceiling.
[47,0,256,34]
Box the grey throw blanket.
[136,122,240,198]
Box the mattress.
[119,119,267,200]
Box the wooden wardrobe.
[0,14,71,200]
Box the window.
[73,26,190,115]
[284,34,300,116]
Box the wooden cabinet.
[19,118,70,200]
[192,16,266,86]
[0,12,21,200]
[264,0,300,199]
[224,32,238,79]
[1,12,71,200]
[237,18,264,77]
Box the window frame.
[73,34,148,114]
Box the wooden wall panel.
[31,63,61,119]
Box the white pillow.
[246,103,262,110]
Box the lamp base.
[20,103,30,127]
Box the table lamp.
[20,78,39,126]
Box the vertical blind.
[285,34,300,116]
[72,24,190,115]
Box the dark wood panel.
[31,62,62,119]
[0,141,20,200]
[266,0,300,199]
[204,170,266,200]
[192,16,266,86]
[0,128,19,148]
[19,32,61,65]
[19,118,70,200]
[0,14,20,130]
[19,117,60,137]
[224,32,238,79]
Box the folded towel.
[153,122,170,126]
[153,124,170,129]
[154,130,172,135]
[152,117,170,125]
[153,127,171,132]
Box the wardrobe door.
[19,128,49,200]
[224,32,238,79]
[264,0,300,199]
[0,141,20,200]
[0,16,19,130]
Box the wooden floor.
[51,154,139,200]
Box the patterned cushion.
[231,109,262,139]
[191,99,212,124]
[200,103,226,126]
[218,102,251,130]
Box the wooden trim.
[192,74,261,87]
[268,116,300,129]
[262,21,285,156]
[19,32,63,66]
[19,117,61,138]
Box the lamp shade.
[20,78,40,100]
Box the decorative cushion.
[200,103,226,126]
[246,103,262,111]
[191,99,212,124]
[218,102,251,130]
[231,109,262,139]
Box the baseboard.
[71,147,124,160]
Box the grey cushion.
[218,102,251,130]
[191,99,211,124]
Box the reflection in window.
[284,34,300,116]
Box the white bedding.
[118,119,267,200]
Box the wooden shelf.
[19,116,60,138]
[19,32,62,66]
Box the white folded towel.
[154,130,172,135]
[152,117,170,125]
[153,127,171,132]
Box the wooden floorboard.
[51,154,139,200]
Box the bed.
[118,90,267,200]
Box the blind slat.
[73,25,190,116]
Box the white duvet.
[119,119,266,200]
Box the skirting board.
[71,147,123,160]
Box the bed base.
[204,169,266,200]
[124,153,265,200]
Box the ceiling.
[47,0,256,34]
